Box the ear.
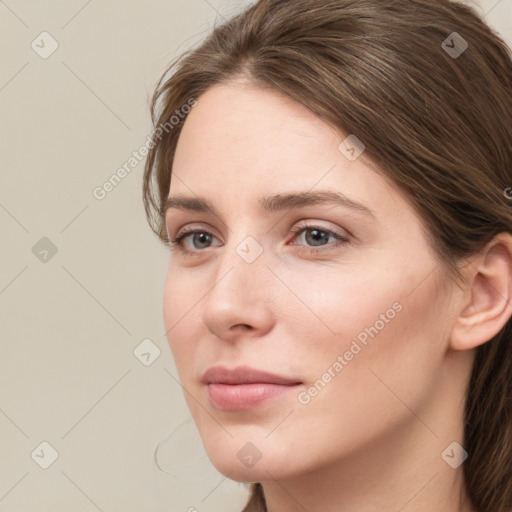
[450,232,512,351]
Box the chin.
[211,457,296,484]
[216,464,268,483]
[203,437,309,483]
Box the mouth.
[202,365,303,411]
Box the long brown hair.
[142,1,512,510]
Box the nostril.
[232,324,252,330]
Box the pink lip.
[202,365,302,411]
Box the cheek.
[311,277,445,419]
[291,263,445,407]
[163,268,201,373]
[163,264,202,331]
[272,286,446,472]
[163,265,182,326]
[277,262,404,353]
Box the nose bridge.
[210,232,268,302]
[201,230,273,334]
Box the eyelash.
[168,222,350,256]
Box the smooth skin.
[163,78,512,512]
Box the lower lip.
[207,382,300,411]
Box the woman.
[143,0,512,510]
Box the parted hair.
[142,1,512,510]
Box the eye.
[169,222,350,256]
[169,226,220,255]
[289,222,350,253]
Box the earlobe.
[450,233,512,352]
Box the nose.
[201,237,275,342]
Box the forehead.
[169,82,408,221]
[173,81,341,173]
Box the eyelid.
[171,222,221,242]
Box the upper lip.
[202,365,302,385]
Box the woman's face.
[163,80,461,482]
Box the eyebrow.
[163,190,375,220]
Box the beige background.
[0,1,510,511]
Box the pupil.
[196,233,210,248]
[308,229,327,246]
